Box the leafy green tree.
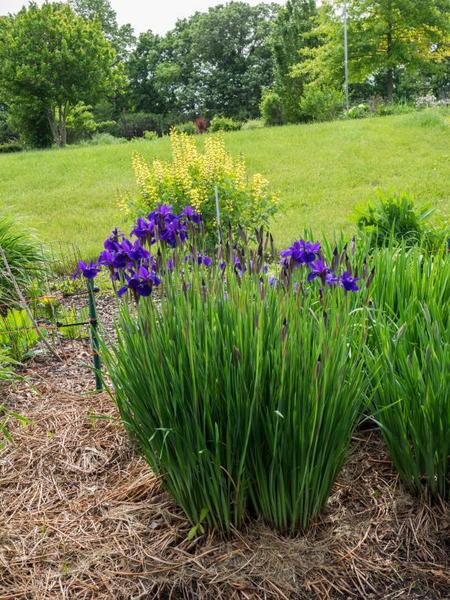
[296,0,450,102]
[127,2,279,121]
[0,2,122,147]
[127,31,168,113]
[344,0,450,101]
[69,0,135,61]
[271,0,317,122]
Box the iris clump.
[81,207,449,534]
[102,265,370,533]
[94,214,373,534]
[368,246,450,500]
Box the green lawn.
[0,111,449,258]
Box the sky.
[1,0,286,35]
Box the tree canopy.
[0,2,122,146]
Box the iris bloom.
[72,260,100,280]
[339,271,359,292]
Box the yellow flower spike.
[122,128,278,236]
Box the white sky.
[0,0,286,35]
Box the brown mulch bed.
[0,341,449,599]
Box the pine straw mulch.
[1,343,449,600]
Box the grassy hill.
[0,110,449,259]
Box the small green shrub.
[66,102,98,144]
[171,121,197,135]
[143,130,158,141]
[260,91,284,126]
[209,116,242,132]
[0,218,44,310]
[77,133,127,146]
[356,192,447,252]
[0,309,39,361]
[0,141,23,153]
[375,102,412,117]
[241,119,264,130]
[347,103,370,119]
[299,86,344,122]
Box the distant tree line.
[0,0,448,147]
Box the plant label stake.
[214,184,222,245]
[87,279,102,392]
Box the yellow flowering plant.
[121,131,279,245]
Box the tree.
[127,2,280,121]
[345,0,450,101]
[69,0,135,61]
[0,2,122,146]
[127,31,167,113]
[271,0,317,122]
[296,0,450,102]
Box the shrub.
[110,112,163,139]
[77,133,127,146]
[0,141,23,153]
[143,130,158,141]
[171,121,197,135]
[347,103,370,119]
[375,102,412,117]
[356,192,448,252]
[299,85,344,122]
[122,131,279,245]
[260,91,284,126]
[241,119,264,130]
[66,102,98,144]
[209,116,242,132]
[0,219,44,310]
[0,309,39,361]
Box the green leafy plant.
[209,116,242,132]
[143,130,158,141]
[171,121,197,135]
[0,218,44,310]
[298,85,344,122]
[0,309,39,361]
[371,303,449,500]
[260,90,284,125]
[58,305,88,340]
[0,141,23,153]
[241,119,264,130]
[347,103,370,119]
[356,192,447,252]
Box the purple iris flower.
[203,255,212,267]
[104,228,123,252]
[307,258,337,285]
[182,205,201,224]
[97,250,115,268]
[339,271,359,292]
[131,217,155,240]
[280,240,321,265]
[122,239,150,262]
[268,276,277,287]
[167,258,174,272]
[72,260,100,280]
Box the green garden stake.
[87,279,102,392]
